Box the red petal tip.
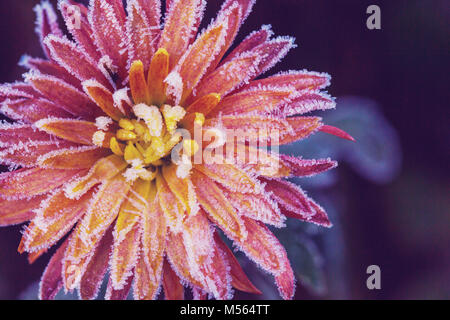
[320,125,355,142]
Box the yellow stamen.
[119,118,135,131]
[161,104,186,133]
[110,137,124,156]
[194,112,205,126]
[124,142,143,162]
[117,129,137,141]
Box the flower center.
[99,103,203,181]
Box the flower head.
[0,0,353,300]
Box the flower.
[0,0,353,300]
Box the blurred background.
[0,0,448,299]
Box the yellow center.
[105,103,203,181]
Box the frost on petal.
[279,155,338,178]
[195,161,262,194]
[307,199,333,228]
[165,231,204,289]
[164,71,183,106]
[79,225,113,300]
[208,86,294,117]
[25,72,97,118]
[135,184,166,300]
[88,0,128,79]
[105,274,133,300]
[0,194,47,226]
[63,174,131,291]
[221,24,273,66]
[245,70,331,92]
[40,145,109,170]
[162,164,199,216]
[191,171,247,241]
[34,1,63,59]
[261,178,313,220]
[58,0,101,61]
[64,155,127,199]
[181,211,232,299]
[205,115,293,144]
[35,118,114,147]
[0,140,76,168]
[110,180,151,290]
[0,167,85,200]
[44,35,111,89]
[159,0,206,69]
[233,217,295,300]
[190,51,262,103]
[0,123,52,147]
[220,185,286,227]
[19,55,82,89]
[162,258,184,300]
[38,238,69,300]
[23,188,96,252]
[280,90,336,116]
[177,20,229,103]
[1,98,73,123]
[156,173,185,233]
[214,233,261,295]
[278,116,323,145]
[126,0,158,71]
[82,79,125,120]
[136,0,161,30]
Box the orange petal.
[105,274,133,300]
[23,188,96,252]
[185,93,221,115]
[214,233,261,295]
[178,22,227,104]
[195,161,261,194]
[89,0,128,79]
[162,259,184,300]
[208,87,293,117]
[159,0,205,68]
[79,226,113,300]
[0,123,52,147]
[44,35,111,89]
[189,51,261,104]
[234,217,295,300]
[0,167,84,199]
[83,80,124,120]
[205,115,293,144]
[136,183,166,300]
[63,174,131,290]
[111,179,151,289]
[39,238,69,300]
[65,155,127,198]
[0,194,46,226]
[35,118,113,147]
[191,171,246,240]
[25,72,96,118]
[126,0,157,72]
[156,172,185,232]
[165,231,203,289]
[279,116,323,145]
[38,146,110,169]
[220,185,285,227]
[147,48,169,106]
[162,164,198,216]
[129,60,151,105]
[0,140,76,168]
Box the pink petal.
[34,1,63,59]
[88,0,128,80]
[1,98,72,123]
[280,155,338,177]
[319,125,356,141]
[39,238,69,300]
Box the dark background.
[0,0,448,299]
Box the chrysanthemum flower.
[0,0,353,300]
